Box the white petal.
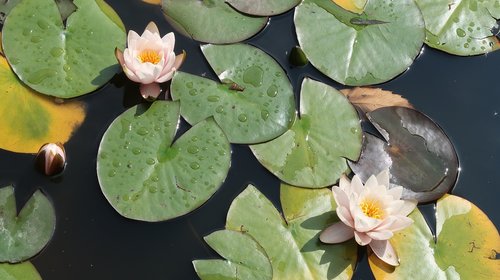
[351,175,364,195]
[162,32,175,53]
[376,169,390,188]
[353,208,383,232]
[155,70,174,84]
[387,186,403,200]
[332,187,350,209]
[399,200,418,216]
[365,175,379,190]
[145,21,159,35]
[354,231,372,246]
[366,230,393,240]
[386,200,405,215]
[127,30,140,49]
[123,48,139,72]
[382,216,413,232]
[336,206,354,228]
[134,62,163,84]
[370,240,399,266]
[122,64,141,83]
[320,222,354,244]
[140,82,162,100]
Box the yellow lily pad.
[332,0,367,14]
[369,194,500,279]
[0,56,85,153]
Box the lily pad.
[226,0,300,16]
[162,0,268,44]
[294,0,425,85]
[0,186,56,263]
[171,44,295,144]
[0,262,42,280]
[349,106,459,203]
[415,0,500,55]
[2,0,126,98]
[0,55,85,154]
[97,101,231,222]
[340,87,414,113]
[250,78,362,188]
[0,0,76,24]
[369,195,500,279]
[195,184,357,279]
[331,0,367,14]
[193,230,273,280]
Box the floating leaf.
[0,262,41,280]
[97,101,231,222]
[2,0,126,98]
[0,186,56,263]
[195,184,357,279]
[370,195,500,279]
[332,0,367,14]
[340,87,413,113]
[162,0,268,44]
[349,106,458,203]
[251,78,362,188]
[0,56,85,154]
[226,0,300,16]
[142,0,161,5]
[415,0,500,55]
[193,230,273,280]
[171,44,295,144]
[295,0,425,85]
[0,0,76,24]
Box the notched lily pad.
[97,101,231,222]
[415,0,500,55]
[0,262,41,280]
[0,186,56,263]
[2,0,126,98]
[349,106,458,203]
[251,78,362,188]
[295,0,425,85]
[162,0,268,44]
[193,230,272,280]
[171,44,295,144]
[226,0,300,16]
[370,195,500,279]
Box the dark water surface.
[0,1,499,279]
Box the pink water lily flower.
[115,22,185,100]
[320,170,417,266]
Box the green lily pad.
[250,78,362,188]
[2,0,126,98]
[349,106,458,203]
[294,0,425,85]
[162,0,268,44]
[97,101,231,222]
[0,186,56,263]
[415,0,500,55]
[197,184,358,279]
[193,230,273,280]
[0,0,76,24]
[171,44,295,144]
[369,195,500,279]
[226,0,301,16]
[0,262,42,280]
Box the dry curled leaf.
[340,87,413,113]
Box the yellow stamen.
[359,199,385,220]
[138,50,161,64]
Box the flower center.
[138,50,161,64]
[359,199,385,220]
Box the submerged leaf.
[370,195,500,279]
[226,0,300,16]
[349,106,458,203]
[97,101,231,222]
[193,230,272,280]
[171,44,295,144]
[251,78,362,188]
[295,0,425,85]
[0,186,56,263]
[340,87,413,113]
[415,0,500,55]
[162,0,268,44]
[0,262,41,280]
[0,56,85,154]
[2,0,126,98]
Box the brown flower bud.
[35,143,66,176]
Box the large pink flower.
[115,22,185,100]
[320,170,417,266]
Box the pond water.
[0,1,499,279]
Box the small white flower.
[115,22,185,100]
[320,169,417,266]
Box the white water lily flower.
[320,170,417,266]
[115,22,185,100]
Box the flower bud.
[35,143,66,176]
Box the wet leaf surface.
[370,195,500,279]
[162,0,268,44]
[0,0,76,24]
[226,0,300,16]
[2,0,126,98]
[295,0,425,85]
[0,186,56,263]
[349,106,458,203]
[97,101,231,222]
[0,262,41,280]
[171,44,295,144]
[340,87,413,113]
[415,0,500,55]
[251,78,362,188]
